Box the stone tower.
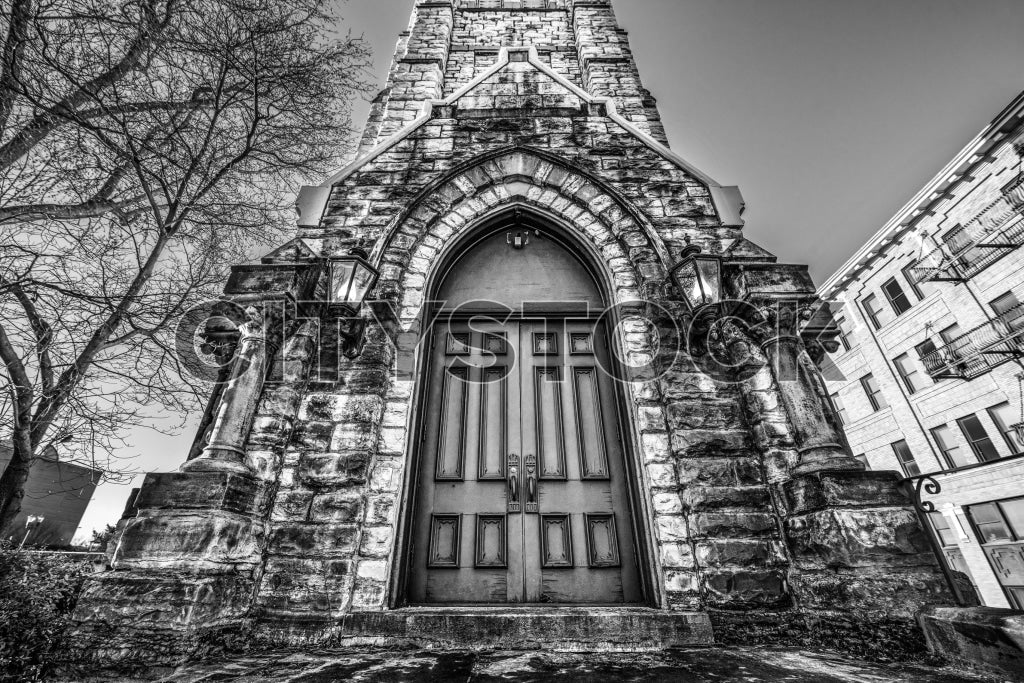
[73,0,951,663]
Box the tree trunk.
[0,428,34,539]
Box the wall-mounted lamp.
[669,240,725,355]
[669,240,723,315]
[327,248,379,359]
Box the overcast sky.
[72,0,1024,541]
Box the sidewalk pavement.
[77,647,995,683]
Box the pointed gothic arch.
[386,203,663,607]
[371,148,675,335]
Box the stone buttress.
[71,0,952,665]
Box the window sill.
[830,346,861,362]
[845,407,894,431]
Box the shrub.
[0,546,90,682]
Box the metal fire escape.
[912,175,1024,379]
[911,174,1024,284]
[920,303,1024,379]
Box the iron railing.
[920,302,1024,379]
[900,453,1024,607]
[900,471,976,607]
[910,175,1024,283]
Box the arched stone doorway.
[399,210,650,605]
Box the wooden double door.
[408,317,643,605]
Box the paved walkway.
[137,648,992,682]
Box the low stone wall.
[711,611,932,664]
[919,606,1024,679]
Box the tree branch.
[0,0,33,135]
[4,279,54,397]
[30,229,171,448]
[0,194,147,224]
[0,0,176,171]
[75,91,225,120]
[0,320,33,421]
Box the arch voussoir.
[373,149,672,298]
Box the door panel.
[519,320,642,604]
[573,367,610,479]
[477,367,507,480]
[435,366,468,480]
[408,318,642,605]
[534,367,567,479]
[409,320,521,604]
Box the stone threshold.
[301,606,715,651]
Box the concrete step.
[319,607,713,651]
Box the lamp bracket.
[330,315,369,361]
[507,231,530,250]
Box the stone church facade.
[73,0,952,662]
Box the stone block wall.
[647,344,790,612]
[570,0,667,144]
[360,0,665,153]
[256,324,397,622]
[253,41,946,630]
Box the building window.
[891,439,921,477]
[943,225,977,273]
[965,498,1024,610]
[831,393,848,425]
[969,499,1024,543]
[902,264,925,300]
[860,374,888,411]
[915,338,940,377]
[938,324,965,372]
[966,503,1014,543]
[957,414,1001,462]
[987,402,1022,454]
[929,512,960,547]
[1001,498,1024,539]
[882,277,913,316]
[835,316,853,352]
[861,294,884,330]
[939,324,963,345]
[930,424,972,469]
[991,291,1024,332]
[893,353,928,394]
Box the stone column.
[71,306,315,667]
[754,302,864,476]
[182,306,273,476]
[724,300,954,639]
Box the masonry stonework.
[71,0,952,665]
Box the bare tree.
[0,0,372,535]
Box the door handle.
[508,453,521,513]
[525,454,538,514]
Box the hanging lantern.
[327,248,378,316]
[669,241,723,315]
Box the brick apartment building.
[818,92,1024,609]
